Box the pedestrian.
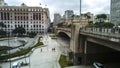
[52,48,53,51]
[54,48,55,51]
[41,48,42,52]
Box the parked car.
[12,61,23,68]
[93,62,104,68]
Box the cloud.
[5,0,110,21]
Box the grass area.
[49,34,57,37]
[59,55,68,68]
[49,34,58,39]
[51,37,57,39]
[0,37,43,61]
[0,46,13,55]
[0,39,8,41]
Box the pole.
[8,32,11,68]
[80,0,81,17]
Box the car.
[12,61,23,68]
[93,62,104,68]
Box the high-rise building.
[0,0,7,6]
[0,3,50,35]
[64,10,74,20]
[53,13,61,26]
[111,0,120,25]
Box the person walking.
[41,48,42,52]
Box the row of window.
[0,8,45,12]
[6,25,45,28]
[3,22,45,23]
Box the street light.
[79,0,82,22]
[99,18,104,32]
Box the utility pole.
[80,0,82,18]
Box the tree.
[28,32,37,38]
[96,14,107,23]
[103,22,114,28]
[96,14,107,20]
[12,27,26,36]
[84,13,91,24]
[118,23,120,26]
[0,30,6,37]
[86,24,96,27]
[0,22,6,30]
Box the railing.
[57,28,71,32]
[80,27,120,43]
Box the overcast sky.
[5,0,110,21]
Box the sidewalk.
[21,35,61,68]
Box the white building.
[0,2,50,35]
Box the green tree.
[12,27,26,36]
[0,22,6,30]
[86,24,96,27]
[103,22,114,28]
[118,23,120,26]
[96,14,107,20]
[84,13,91,24]
[0,30,6,37]
[28,32,37,38]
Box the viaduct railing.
[80,28,120,43]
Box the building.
[0,1,50,35]
[64,10,74,20]
[53,13,61,26]
[85,12,94,24]
[111,0,120,25]
[0,0,7,6]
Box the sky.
[5,0,110,21]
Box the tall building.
[0,0,7,6]
[53,13,61,26]
[0,3,50,35]
[64,10,74,20]
[111,0,120,25]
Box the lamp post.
[8,32,11,68]
[80,0,82,17]
[99,18,104,32]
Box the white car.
[12,61,23,68]
[93,62,104,68]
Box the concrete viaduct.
[56,23,120,65]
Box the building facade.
[0,4,50,35]
[0,0,7,6]
[64,10,74,20]
[111,0,120,25]
[53,13,61,26]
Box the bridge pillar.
[69,23,82,65]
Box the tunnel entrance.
[58,32,70,41]
[84,41,120,65]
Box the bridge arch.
[57,30,71,38]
